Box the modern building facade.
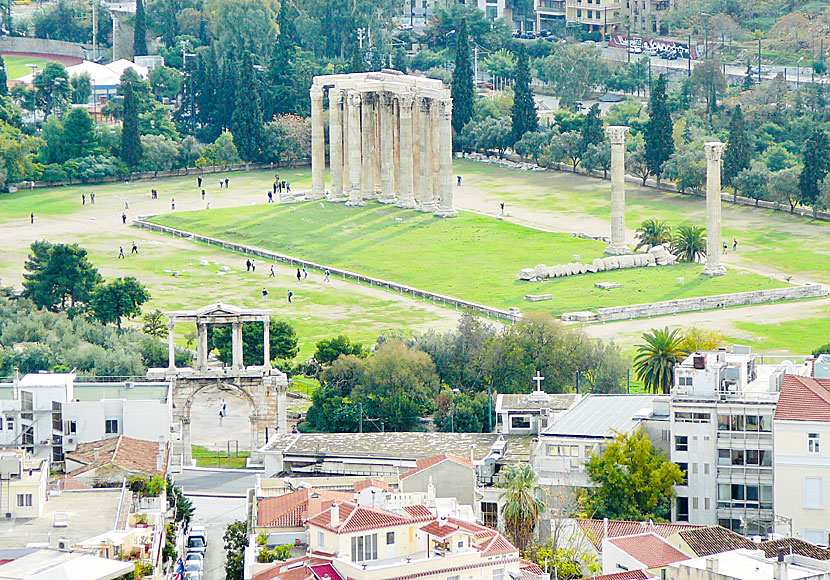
[565,0,622,36]
[0,450,48,519]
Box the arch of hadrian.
[309,71,457,217]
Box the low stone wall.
[520,245,677,281]
[593,284,828,322]
[133,219,522,324]
[0,37,90,60]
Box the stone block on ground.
[586,264,598,273]
[645,253,657,266]
[535,264,547,279]
[561,311,599,323]
[595,282,622,290]
[604,257,620,270]
[519,268,536,281]
[526,294,553,302]
[593,258,605,272]
[618,255,636,268]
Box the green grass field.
[4,55,59,80]
[149,201,785,315]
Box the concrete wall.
[63,399,169,445]
[596,284,828,322]
[399,461,476,507]
[0,37,90,60]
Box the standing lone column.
[418,97,436,213]
[396,93,416,209]
[346,91,364,206]
[263,318,271,369]
[328,90,345,202]
[167,322,176,370]
[605,125,630,255]
[360,93,374,199]
[378,93,395,203]
[703,141,727,276]
[435,99,457,217]
[310,85,325,200]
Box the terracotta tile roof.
[678,526,754,556]
[402,505,433,520]
[420,521,468,539]
[758,538,830,560]
[577,571,651,580]
[354,478,393,492]
[480,532,517,556]
[775,375,830,421]
[306,502,414,534]
[309,564,344,580]
[575,519,701,552]
[66,436,168,478]
[520,560,545,575]
[257,489,353,529]
[607,533,689,569]
[399,454,473,480]
[252,555,329,580]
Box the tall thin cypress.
[799,128,830,214]
[451,19,474,136]
[723,105,750,192]
[120,80,141,168]
[510,46,537,144]
[232,52,264,162]
[133,0,148,56]
[644,74,674,186]
[0,53,8,96]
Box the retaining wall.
[0,37,90,60]
[132,219,522,324]
[595,284,828,322]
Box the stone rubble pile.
[458,152,546,172]
[519,244,678,281]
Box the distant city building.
[0,450,48,519]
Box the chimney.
[603,517,609,540]
[706,558,718,573]
[330,502,339,527]
[156,437,165,472]
[94,447,100,461]
[427,475,436,502]
[774,551,788,580]
[13,367,19,400]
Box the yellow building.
[565,0,621,36]
[0,450,48,519]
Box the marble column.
[167,322,176,369]
[435,99,457,217]
[195,323,207,370]
[703,141,727,276]
[392,98,401,199]
[378,93,396,203]
[346,91,363,206]
[412,95,421,204]
[396,93,416,209]
[373,96,382,195]
[310,85,325,200]
[418,97,436,213]
[231,321,243,369]
[328,90,345,202]
[605,125,630,255]
[263,319,271,369]
[360,93,374,199]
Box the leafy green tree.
[141,134,179,172]
[662,147,706,194]
[433,390,493,433]
[231,52,263,161]
[483,48,517,81]
[690,59,726,118]
[209,0,278,60]
[633,327,687,395]
[32,62,72,116]
[550,130,584,171]
[133,0,148,55]
[90,277,150,329]
[510,46,537,144]
[197,130,240,166]
[812,343,830,356]
[634,219,671,251]
[644,74,673,185]
[0,53,7,97]
[62,107,98,159]
[579,104,603,154]
[142,309,167,339]
[733,161,771,206]
[722,105,751,193]
[586,430,685,521]
[672,225,707,263]
[535,44,608,109]
[582,140,611,178]
[514,130,551,165]
[148,66,183,100]
[209,319,298,367]
[499,463,544,552]
[120,77,142,168]
[70,72,92,104]
[314,335,366,365]
[625,133,652,186]
[799,129,830,218]
[451,18,475,136]
[224,520,247,580]
[22,241,103,311]
[771,167,802,213]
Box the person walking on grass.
[302,267,307,280]
[269,265,275,277]
[82,194,86,205]
[733,238,738,251]
[131,241,138,254]
[268,191,273,203]
[201,189,206,200]
[296,268,301,282]
[324,269,330,282]
[171,198,176,210]
[30,213,34,224]
[198,176,202,188]
[246,259,251,272]
[90,193,95,204]
[457,175,462,186]
[251,260,256,272]
[225,178,229,188]
[118,246,125,259]
[287,290,293,303]
[262,287,268,301]
[122,213,127,225]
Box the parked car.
[184,572,201,580]
[187,536,207,555]
[189,525,208,545]
[185,553,204,569]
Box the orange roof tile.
[399,454,473,480]
[775,375,830,421]
[678,526,754,556]
[575,519,701,552]
[607,533,688,569]
[257,489,353,529]
[420,521,465,539]
[402,504,434,519]
[577,571,651,580]
[306,502,414,534]
[354,478,393,492]
[66,436,168,478]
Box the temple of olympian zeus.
[308,71,457,217]
[604,125,726,276]
[146,302,289,466]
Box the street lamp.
[450,388,460,433]
[798,56,804,91]
[701,13,709,59]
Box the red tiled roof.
[420,521,466,539]
[575,519,701,552]
[520,560,545,575]
[481,532,517,556]
[354,478,393,492]
[66,436,168,478]
[399,454,473,480]
[257,489,353,529]
[607,533,688,569]
[309,564,344,580]
[252,555,329,580]
[758,538,830,560]
[678,526,754,556]
[306,502,414,534]
[577,571,651,580]
[402,505,433,519]
[775,375,830,421]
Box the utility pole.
[627,22,631,64]
[474,45,478,84]
[688,34,692,77]
[92,0,98,61]
[112,16,118,61]
[758,37,762,84]
[357,28,365,50]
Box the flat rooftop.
[0,382,168,402]
[674,549,830,580]
[541,394,657,438]
[0,489,130,549]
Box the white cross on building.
[533,370,545,391]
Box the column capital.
[437,98,452,119]
[605,125,629,145]
[346,90,360,107]
[329,89,343,105]
[310,84,324,101]
[419,96,431,113]
[379,91,393,107]
[398,92,415,113]
[705,141,726,161]
[360,91,374,105]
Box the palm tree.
[633,327,688,394]
[672,225,707,263]
[634,219,672,251]
[499,463,545,552]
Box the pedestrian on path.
[287,290,293,303]
[82,194,86,205]
[269,265,275,277]
[198,176,202,188]
[268,191,273,203]
[219,180,223,189]
[296,268,301,282]
[90,193,95,204]
[171,198,176,210]
[324,269,330,282]
[251,260,256,272]
[225,178,229,188]
[131,241,138,254]
[246,259,251,272]
[201,189,206,200]
[118,246,125,259]
[302,267,307,280]
[262,287,268,301]
[122,213,127,224]
[733,238,738,251]
[30,213,34,224]
[457,175,462,186]
[500,202,504,215]
[723,242,727,254]
[124,198,129,210]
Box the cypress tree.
[133,0,148,56]
[580,103,603,151]
[799,128,830,214]
[231,52,264,162]
[0,53,8,96]
[216,57,237,131]
[644,74,674,186]
[723,105,750,192]
[510,46,537,144]
[120,80,141,168]
[451,18,475,136]
[265,3,297,119]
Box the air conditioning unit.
[57,538,71,551]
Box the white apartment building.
[668,347,793,535]
[773,373,830,547]
[0,372,171,468]
[0,450,48,519]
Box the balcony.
[334,546,480,574]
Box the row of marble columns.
[605,125,726,276]
[310,85,457,217]
[167,320,271,370]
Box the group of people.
[81,193,96,205]
[117,241,139,259]
[242,256,332,305]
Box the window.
[731,450,745,466]
[705,498,710,510]
[692,463,698,474]
[22,426,33,445]
[482,502,498,529]
[675,435,688,451]
[52,401,62,432]
[804,477,824,510]
[746,415,759,431]
[64,421,77,435]
[493,569,505,580]
[718,415,730,430]
[5,416,12,431]
[52,445,63,463]
[677,376,693,387]
[351,534,378,562]
[731,415,745,432]
[105,419,119,434]
[547,445,578,457]
[704,463,710,475]
[676,497,689,522]
[16,494,32,507]
[511,416,531,429]
[386,532,395,545]
[809,433,821,454]
[676,463,688,485]
[675,411,710,423]
[692,497,699,510]
[318,532,325,548]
